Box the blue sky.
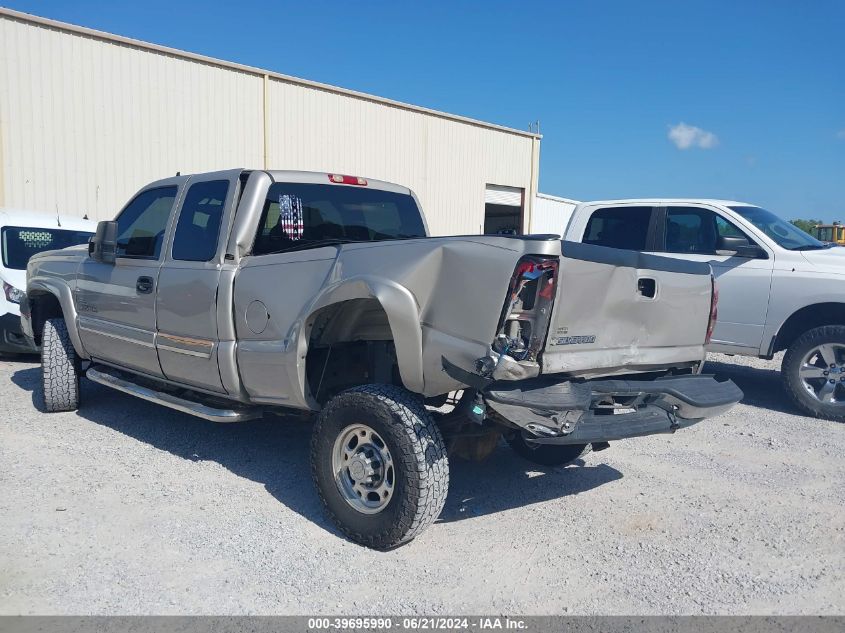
[7,0,845,220]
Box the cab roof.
[147,169,413,196]
[578,199,755,208]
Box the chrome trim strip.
[157,332,214,348]
[156,343,212,359]
[78,325,156,348]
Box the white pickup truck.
[560,199,845,421]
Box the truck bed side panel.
[233,236,539,405]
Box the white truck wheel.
[782,325,845,422]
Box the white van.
[1,209,96,354]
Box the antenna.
[55,203,61,227]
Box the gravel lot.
[1,352,842,615]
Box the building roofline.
[0,7,542,141]
[536,192,580,204]
[579,198,752,206]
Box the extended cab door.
[155,170,242,393]
[652,205,774,352]
[76,182,182,377]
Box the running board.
[86,367,263,423]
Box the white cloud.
[668,122,719,150]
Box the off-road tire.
[311,384,449,549]
[782,325,845,422]
[506,431,591,466]
[41,318,80,412]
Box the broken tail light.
[705,275,718,345]
[493,256,559,363]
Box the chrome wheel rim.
[799,343,845,405]
[332,423,394,514]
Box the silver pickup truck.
[21,169,741,548]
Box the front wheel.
[311,384,449,549]
[506,431,591,466]
[41,317,80,412]
[782,325,845,422]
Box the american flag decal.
[279,194,304,240]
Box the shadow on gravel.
[440,452,622,522]
[9,360,46,412]
[10,365,342,535]
[703,360,796,415]
[11,365,624,534]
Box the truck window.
[171,180,229,262]
[252,183,426,255]
[728,205,825,250]
[114,186,178,259]
[583,206,652,251]
[664,207,749,254]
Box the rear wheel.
[506,431,591,466]
[311,384,449,549]
[41,317,80,412]
[782,325,845,422]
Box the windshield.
[1,226,94,270]
[253,183,427,255]
[728,206,828,251]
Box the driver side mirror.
[88,221,118,264]
[716,235,768,259]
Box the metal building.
[530,193,580,236]
[0,8,541,236]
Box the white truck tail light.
[706,276,718,345]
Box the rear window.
[1,226,94,270]
[583,206,652,251]
[252,183,426,256]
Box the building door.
[484,185,524,235]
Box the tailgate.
[542,241,713,377]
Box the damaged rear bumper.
[481,374,743,445]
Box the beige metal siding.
[0,16,264,219]
[0,9,539,233]
[266,80,534,235]
[531,193,579,235]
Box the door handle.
[136,276,154,294]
